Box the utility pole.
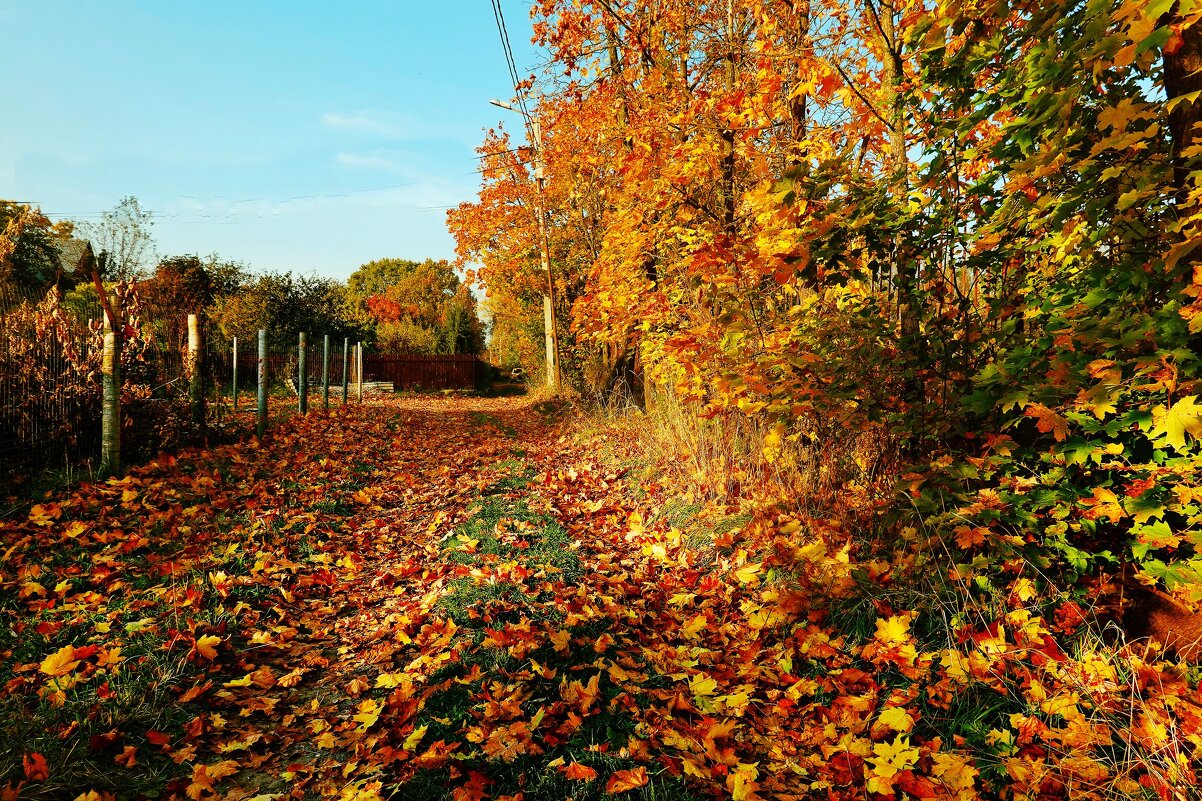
[492,99,560,389]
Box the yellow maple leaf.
[690,672,718,698]
[874,613,914,648]
[40,645,79,677]
[28,503,60,526]
[375,672,410,689]
[20,580,47,598]
[195,635,221,661]
[762,423,786,464]
[353,699,381,731]
[1077,384,1119,420]
[1152,395,1202,450]
[931,751,978,794]
[727,762,761,801]
[875,706,915,733]
[869,734,920,779]
[403,724,428,752]
[1097,97,1152,133]
[733,561,763,586]
[63,521,89,539]
[1083,486,1125,523]
[682,614,707,639]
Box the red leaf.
[147,730,172,746]
[23,752,49,782]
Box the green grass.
[442,494,582,582]
[391,757,699,801]
[469,412,517,437]
[309,498,354,515]
[0,621,199,799]
[403,456,704,801]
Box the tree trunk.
[1163,10,1202,204]
[789,0,811,161]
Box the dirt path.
[2,397,568,797]
[3,395,848,801]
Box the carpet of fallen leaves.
[2,395,1200,800]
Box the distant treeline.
[0,198,484,355]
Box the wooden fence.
[1,286,490,488]
[362,354,486,390]
[218,352,485,391]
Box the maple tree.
[442,0,1202,796]
[348,259,484,355]
[451,0,1202,591]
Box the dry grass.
[594,386,902,528]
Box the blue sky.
[0,1,541,280]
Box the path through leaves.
[4,397,1197,800]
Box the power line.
[490,0,534,131]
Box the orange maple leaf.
[482,723,529,762]
[1024,403,1069,442]
[186,760,239,800]
[560,761,599,781]
[561,672,601,713]
[605,767,649,794]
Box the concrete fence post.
[188,313,205,428]
[100,293,121,477]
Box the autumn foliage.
[445,0,1202,796]
[5,0,1202,798]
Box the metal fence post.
[357,342,363,402]
[232,336,239,411]
[257,329,267,438]
[322,334,330,411]
[298,332,308,415]
[342,337,349,404]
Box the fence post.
[100,293,121,477]
[188,313,205,428]
[322,334,330,411]
[357,342,363,402]
[232,336,239,411]
[342,337,350,404]
[298,332,308,415]
[257,329,267,438]
[543,295,555,388]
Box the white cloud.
[335,152,409,175]
[322,111,408,138]
[321,110,477,148]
